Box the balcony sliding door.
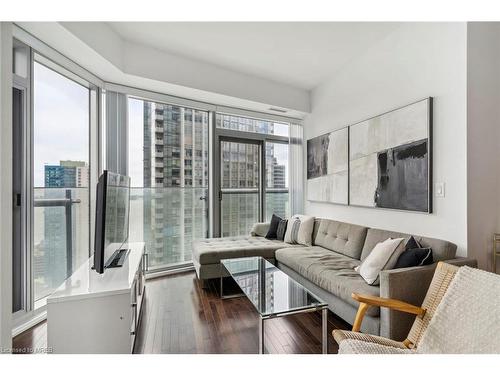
[215,114,290,238]
[220,139,261,237]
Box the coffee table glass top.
[221,257,326,317]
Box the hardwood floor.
[13,271,351,354]
[12,320,49,354]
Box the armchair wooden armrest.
[351,293,426,332]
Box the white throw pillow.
[355,238,405,285]
[284,215,315,246]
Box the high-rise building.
[44,160,89,188]
[44,165,76,187]
[143,102,209,268]
[60,160,89,187]
[141,106,288,268]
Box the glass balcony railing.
[265,190,289,222]
[220,189,289,237]
[128,187,209,271]
[33,187,89,305]
[32,187,288,291]
[221,190,260,237]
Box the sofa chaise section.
[192,235,297,281]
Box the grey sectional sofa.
[192,218,476,341]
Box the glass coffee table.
[220,256,328,354]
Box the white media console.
[47,242,147,353]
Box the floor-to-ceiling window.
[32,60,91,308]
[12,34,100,323]
[128,97,209,270]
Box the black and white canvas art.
[307,134,329,179]
[307,127,348,204]
[349,98,432,212]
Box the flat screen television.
[93,170,131,274]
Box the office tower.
[266,155,288,220]
[142,106,288,267]
[44,165,76,188]
[60,160,89,187]
[44,160,89,188]
[143,102,209,268]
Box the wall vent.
[269,107,288,113]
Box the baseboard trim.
[12,310,47,338]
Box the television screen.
[103,172,130,251]
[94,171,130,273]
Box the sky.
[34,62,89,187]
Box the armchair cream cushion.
[416,266,500,353]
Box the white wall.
[467,22,500,271]
[304,23,468,255]
[0,22,13,351]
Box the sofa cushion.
[360,228,457,262]
[276,219,288,241]
[193,236,296,265]
[265,214,282,239]
[250,222,270,237]
[312,219,368,259]
[275,246,381,316]
[394,247,433,269]
[284,215,315,246]
[355,238,405,285]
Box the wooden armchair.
[333,262,459,353]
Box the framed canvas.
[306,127,349,204]
[348,98,433,212]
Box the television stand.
[47,242,147,353]
[105,248,129,268]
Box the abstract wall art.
[349,98,432,212]
[307,127,349,204]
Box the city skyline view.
[128,99,290,269]
[32,62,290,280]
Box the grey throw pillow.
[276,219,288,241]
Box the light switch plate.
[434,182,445,198]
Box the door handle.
[14,193,21,207]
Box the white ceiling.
[107,22,401,90]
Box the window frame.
[12,27,103,328]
